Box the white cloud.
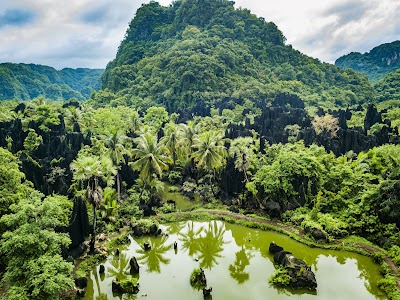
[232,0,400,63]
[0,0,399,69]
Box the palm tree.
[100,187,118,219]
[160,123,180,168]
[102,129,130,201]
[177,122,197,171]
[107,252,130,278]
[130,133,172,198]
[228,248,252,284]
[131,110,143,134]
[70,154,117,253]
[64,106,83,132]
[192,130,228,196]
[229,137,255,183]
[179,121,197,156]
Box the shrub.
[312,114,339,138]
[388,245,400,265]
[268,266,291,287]
[377,274,400,300]
[157,203,176,214]
[190,268,207,290]
[168,171,182,184]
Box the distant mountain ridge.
[0,63,103,101]
[335,41,400,81]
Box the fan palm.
[136,236,172,273]
[70,154,117,253]
[102,129,130,201]
[64,106,83,132]
[192,130,228,196]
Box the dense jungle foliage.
[0,0,399,299]
[0,63,103,101]
[0,96,399,299]
[97,0,374,111]
[335,41,400,82]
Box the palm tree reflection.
[229,248,253,284]
[136,236,172,273]
[179,220,228,269]
[107,252,130,279]
[179,221,202,255]
[198,221,228,269]
[166,221,186,235]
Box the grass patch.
[268,266,291,287]
[75,254,106,278]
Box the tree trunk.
[90,205,97,254]
[139,177,148,200]
[210,170,217,198]
[116,172,121,202]
[241,171,248,207]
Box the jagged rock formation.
[0,116,90,195]
[220,93,399,197]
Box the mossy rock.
[190,268,207,290]
[112,277,139,294]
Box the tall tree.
[102,129,130,201]
[70,153,117,253]
[229,137,257,183]
[64,106,83,132]
[130,133,171,197]
[192,130,228,196]
[160,123,180,168]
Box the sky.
[0,0,399,69]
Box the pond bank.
[158,209,400,287]
[81,220,387,299]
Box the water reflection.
[83,221,384,300]
[179,220,228,269]
[165,221,186,235]
[178,221,202,256]
[229,248,253,284]
[136,236,172,273]
[107,252,130,278]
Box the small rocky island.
[269,242,317,290]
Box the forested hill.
[97,0,373,112]
[0,63,103,101]
[374,68,400,102]
[335,41,400,81]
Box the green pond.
[160,183,201,211]
[83,221,386,300]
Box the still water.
[83,221,386,300]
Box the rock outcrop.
[269,242,317,290]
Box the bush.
[96,294,108,300]
[168,186,180,192]
[133,218,159,234]
[388,245,400,265]
[190,268,207,290]
[168,171,182,184]
[157,203,176,214]
[268,266,292,287]
[377,274,400,300]
[108,232,130,248]
[119,277,139,294]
